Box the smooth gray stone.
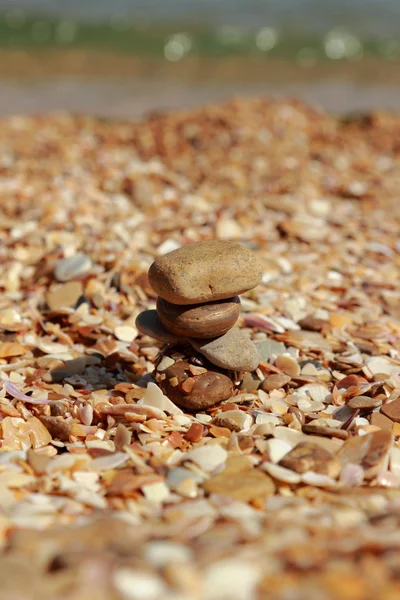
[190,327,260,372]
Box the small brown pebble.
[381,397,400,422]
[185,423,204,443]
[302,424,349,440]
[39,416,77,441]
[158,359,234,410]
[261,373,291,392]
[370,411,394,432]
[279,442,341,477]
[347,395,383,410]
[156,296,240,339]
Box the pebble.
[279,442,341,477]
[347,395,383,410]
[190,327,260,372]
[39,416,82,441]
[381,398,400,422]
[158,359,234,411]
[261,374,291,392]
[156,296,240,339]
[148,240,262,305]
[302,424,349,440]
[54,253,92,282]
[46,281,83,311]
[135,310,182,344]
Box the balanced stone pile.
[136,240,263,410]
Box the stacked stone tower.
[136,240,262,409]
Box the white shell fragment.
[262,462,302,484]
[138,382,183,416]
[186,444,228,472]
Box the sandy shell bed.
[0,98,400,599]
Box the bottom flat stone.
[190,327,260,372]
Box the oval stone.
[190,327,260,372]
[158,359,234,411]
[148,240,262,305]
[156,296,240,339]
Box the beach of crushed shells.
[0,98,400,599]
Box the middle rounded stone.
[156,296,240,339]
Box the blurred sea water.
[1,0,400,116]
[0,0,400,60]
[1,0,400,35]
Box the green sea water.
[0,8,399,63]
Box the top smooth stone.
[148,240,262,305]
